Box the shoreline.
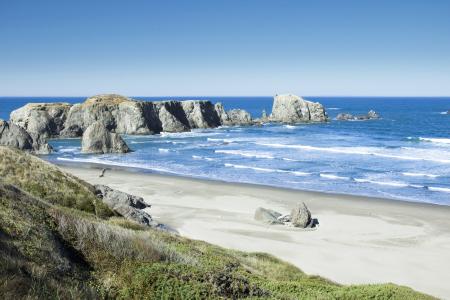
[60,162,450,299]
[53,160,449,208]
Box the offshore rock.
[10,102,72,139]
[227,109,253,126]
[81,122,131,154]
[270,94,327,123]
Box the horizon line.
[1,95,450,98]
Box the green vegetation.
[0,147,113,217]
[0,146,436,299]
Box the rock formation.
[8,93,328,147]
[336,110,380,121]
[81,122,131,154]
[254,203,316,229]
[270,94,328,123]
[10,102,72,139]
[0,119,52,154]
[290,202,311,228]
[254,207,283,224]
[94,184,174,232]
[227,109,253,126]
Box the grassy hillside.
[0,147,113,217]
[0,146,436,299]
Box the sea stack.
[270,94,328,123]
[81,122,131,154]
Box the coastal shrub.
[0,146,114,217]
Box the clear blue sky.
[1,0,449,96]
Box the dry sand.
[62,165,450,299]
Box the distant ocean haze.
[2,96,450,205]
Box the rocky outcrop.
[94,184,173,232]
[290,202,311,228]
[0,120,51,154]
[81,122,131,154]
[9,93,328,142]
[214,103,231,125]
[270,94,327,123]
[336,110,380,121]
[10,102,72,139]
[62,94,157,137]
[254,207,283,224]
[0,119,34,151]
[227,109,253,126]
[60,95,226,137]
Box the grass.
[0,147,114,218]
[0,146,437,299]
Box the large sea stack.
[270,94,328,123]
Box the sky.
[1,0,449,97]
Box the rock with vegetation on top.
[10,102,72,139]
[254,207,283,224]
[62,94,156,137]
[290,202,311,228]
[0,119,52,154]
[81,122,131,154]
[270,94,327,123]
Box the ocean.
[1,96,450,205]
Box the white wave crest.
[192,155,214,161]
[284,125,296,129]
[402,172,439,178]
[56,157,177,174]
[418,137,450,145]
[327,107,341,110]
[428,186,450,193]
[353,178,410,188]
[256,142,450,164]
[158,148,170,153]
[320,174,350,180]
[224,163,310,176]
[215,150,275,159]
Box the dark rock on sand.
[81,122,131,154]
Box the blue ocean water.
[1,96,450,205]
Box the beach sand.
[62,165,450,299]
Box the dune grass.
[0,146,436,299]
[0,146,113,218]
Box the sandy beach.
[62,165,450,299]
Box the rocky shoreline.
[4,93,328,154]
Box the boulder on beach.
[94,184,158,227]
[81,122,131,154]
[254,207,283,224]
[290,202,311,228]
[10,102,72,139]
[0,119,52,154]
[270,94,327,123]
